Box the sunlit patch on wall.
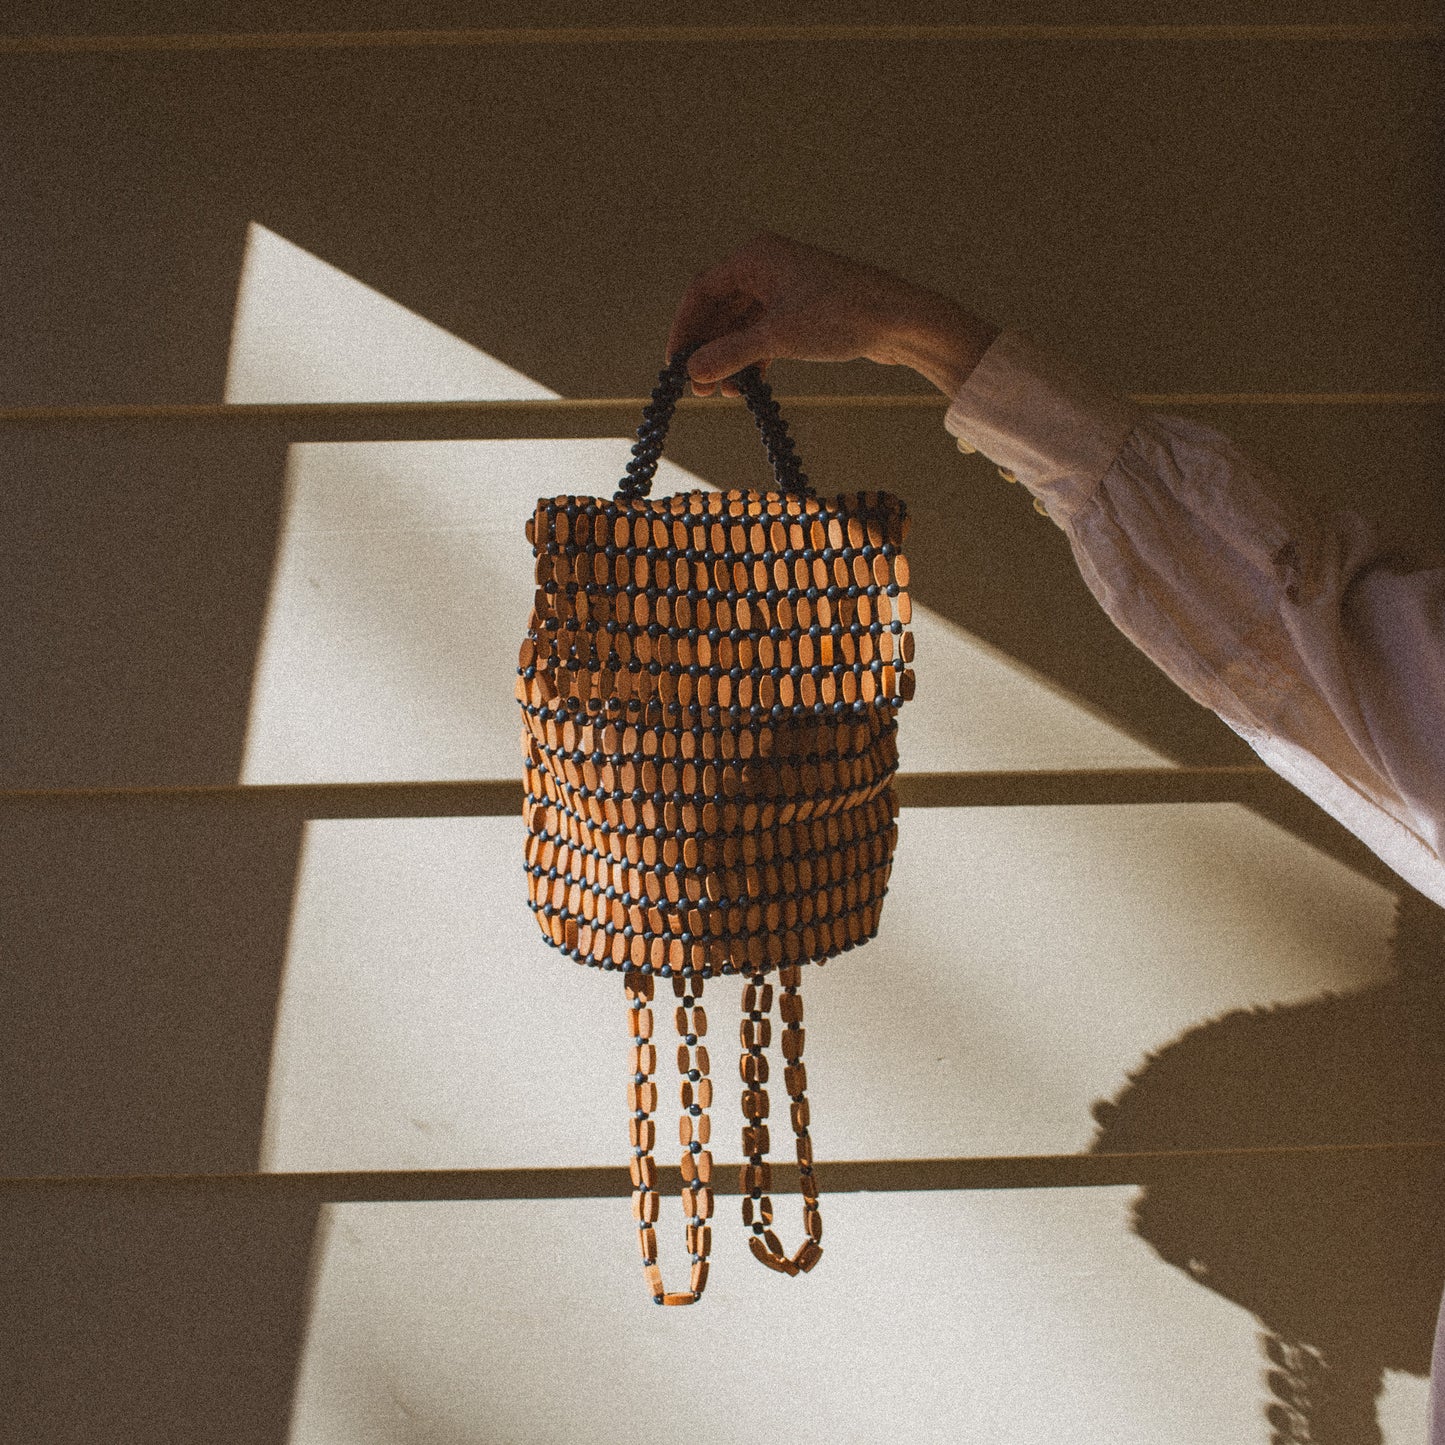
[224,222,558,404]
[897,606,1164,772]
[260,804,1394,1174]
[286,1193,1267,1445]
[238,440,710,784]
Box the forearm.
[871,289,1002,398]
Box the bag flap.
[517,488,914,724]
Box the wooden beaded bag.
[516,349,915,1305]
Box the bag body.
[519,484,914,978]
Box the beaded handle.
[739,966,823,1276]
[617,345,814,502]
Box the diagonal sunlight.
[239,437,1165,785]
[229,227,1160,784]
[231,225,1393,1174]
[225,229,1405,1444]
[225,222,558,404]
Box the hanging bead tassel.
[625,968,714,1305]
[739,966,824,1275]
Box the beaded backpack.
[517,350,915,1305]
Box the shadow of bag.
[516,350,915,1304]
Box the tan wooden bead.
[740,1018,772,1049]
[689,1261,710,1295]
[742,1124,771,1155]
[749,1237,798,1275]
[637,1225,658,1262]
[742,983,774,1014]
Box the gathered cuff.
[944,329,1142,521]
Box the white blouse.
[943,328,1445,911]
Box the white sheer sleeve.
[944,328,1445,908]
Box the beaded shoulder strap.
[623,959,823,1306]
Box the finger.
[687,325,775,387]
[666,260,754,362]
[716,361,774,401]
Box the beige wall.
[2,12,1442,1443]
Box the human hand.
[665,231,1000,398]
